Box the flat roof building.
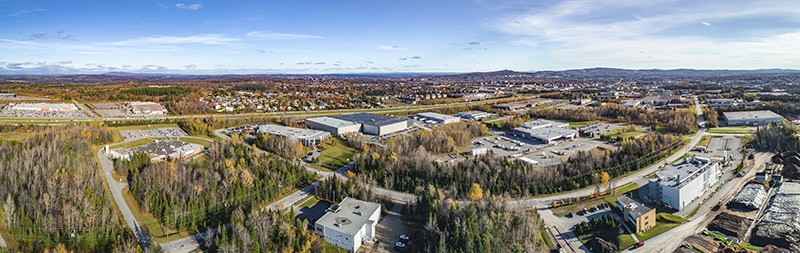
[127,102,168,115]
[492,98,551,111]
[455,110,491,120]
[315,197,381,252]
[108,139,204,162]
[257,124,330,146]
[331,113,408,136]
[11,103,78,111]
[648,157,720,210]
[415,112,461,124]
[723,110,784,126]
[512,119,577,144]
[617,195,655,233]
[305,117,362,136]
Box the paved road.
[97,148,152,251]
[0,228,6,248]
[633,152,770,252]
[509,130,708,209]
[539,209,590,252]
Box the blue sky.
[0,0,799,74]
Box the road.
[509,129,708,209]
[694,95,705,127]
[635,152,770,252]
[97,148,152,251]
[0,228,6,248]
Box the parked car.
[633,241,645,249]
[400,234,409,242]
[395,242,407,249]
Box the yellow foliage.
[346,170,356,178]
[467,183,484,201]
[600,171,611,188]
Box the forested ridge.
[0,126,137,252]
[128,141,316,233]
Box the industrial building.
[648,157,721,210]
[511,119,578,144]
[306,113,409,136]
[455,110,491,120]
[492,98,551,111]
[305,117,362,135]
[334,113,409,136]
[107,139,204,162]
[617,195,655,233]
[315,197,381,252]
[127,102,168,115]
[470,147,488,156]
[415,112,460,124]
[722,110,784,126]
[11,103,78,111]
[256,124,330,146]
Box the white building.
[127,102,168,115]
[256,124,330,146]
[11,103,78,111]
[518,157,539,166]
[305,117,362,135]
[470,147,488,156]
[455,111,491,120]
[648,157,721,210]
[722,110,784,126]
[315,197,381,252]
[511,119,578,144]
[415,112,461,124]
[332,113,409,136]
[108,140,204,162]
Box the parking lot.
[119,127,187,141]
[690,136,743,166]
[0,104,90,118]
[468,131,615,167]
[559,203,615,230]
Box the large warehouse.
[257,124,330,146]
[415,112,460,124]
[107,140,204,162]
[305,117,362,135]
[648,157,721,210]
[723,110,784,126]
[11,103,78,111]
[511,119,578,144]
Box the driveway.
[372,203,409,252]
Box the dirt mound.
[586,237,616,253]
[751,182,800,251]
[759,244,792,253]
[782,163,800,180]
[708,212,751,239]
[729,183,768,211]
[684,235,755,253]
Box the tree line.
[531,103,698,134]
[128,141,316,233]
[750,123,800,152]
[355,131,682,198]
[0,126,137,252]
[254,134,305,159]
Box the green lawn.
[601,127,644,140]
[298,196,320,209]
[315,137,357,170]
[108,137,155,149]
[539,229,555,250]
[707,128,755,134]
[618,234,636,250]
[577,227,632,250]
[552,182,639,216]
[634,213,686,242]
[176,136,215,147]
[568,120,599,129]
[323,241,349,253]
[696,135,712,148]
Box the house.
[315,197,381,252]
[617,195,656,233]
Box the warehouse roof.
[416,112,460,122]
[723,110,783,121]
[514,125,577,140]
[316,197,380,236]
[655,157,714,189]
[522,119,569,129]
[305,116,359,128]
[332,113,407,126]
[257,124,329,139]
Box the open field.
[707,127,755,134]
[568,120,599,129]
[315,137,356,170]
[551,182,638,217]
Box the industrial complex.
[414,112,460,125]
[306,113,409,136]
[256,124,330,146]
[722,110,784,126]
[455,110,491,120]
[315,197,381,252]
[107,139,204,162]
[648,157,721,210]
[511,119,578,144]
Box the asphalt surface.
[97,148,153,251]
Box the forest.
[407,186,546,252]
[254,134,305,159]
[750,123,800,152]
[0,126,137,252]
[355,129,682,198]
[531,103,698,134]
[128,141,316,233]
[208,208,315,253]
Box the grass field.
[634,213,686,242]
[298,196,320,209]
[315,137,357,170]
[568,120,599,129]
[540,229,555,250]
[108,137,155,149]
[0,131,30,144]
[577,227,633,250]
[707,128,754,134]
[121,188,192,243]
[601,127,644,140]
[696,135,712,148]
[551,182,639,216]
[177,136,215,147]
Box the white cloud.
[175,3,202,10]
[105,34,237,46]
[377,45,407,51]
[245,31,323,40]
[491,0,800,69]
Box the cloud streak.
[245,31,323,40]
[175,3,202,10]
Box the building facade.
[315,197,381,252]
[649,157,721,210]
[617,195,656,233]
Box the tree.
[468,183,484,201]
[600,172,611,191]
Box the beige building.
[617,195,656,233]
